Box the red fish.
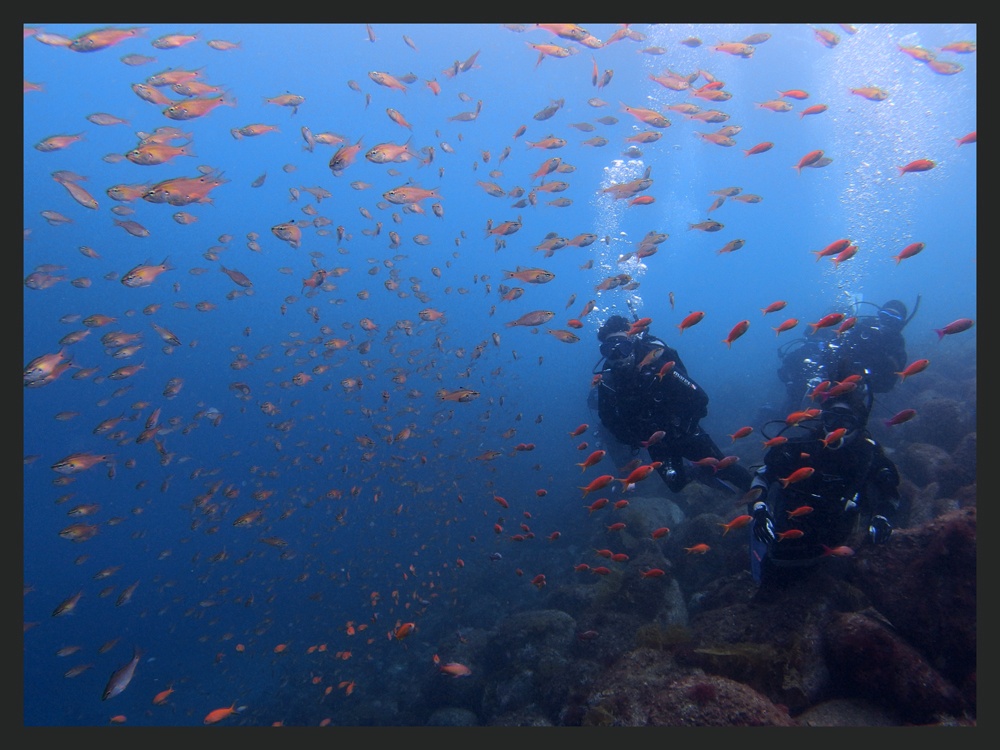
[898,159,935,175]
[586,498,609,514]
[577,450,605,472]
[761,300,786,315]
[794,149,824,173]
[651,527,670,539]
[677,311,705,333]
[655,361,676,380]
[743,141,773,157]
[728,426,753,442]
[719,514,752,535]
[892,242,925,264]
[722,319,750,348]
[779,467,814,488]
[203,702,238,724]
[884,409,917,427]
[799,104,828,118]
[580,475,614,499]
[641,569,666,578]
[934,318,974,339]
[617,464,656,486]
[955,131,976,147]
[896,359,929,382]
[393,622,416,640]
[831,245,858,267]
[821,427,848,447]
[607,522,626,532]
[812,238,851,262]
[684,543,711,554]
[836,317,857,336]
[773,318,799,336]
[821,544,855,557]
[786,505,814,519]
[808,313,845,333]
[777,529,805,541]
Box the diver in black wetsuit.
[592,314,752,498]
[749,297,914,583]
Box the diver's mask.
[877,306,905,330]
[600,332,634,363]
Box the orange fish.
[892,242,925,264]
[722,320,749,348]
[580,475,614,499]
[435,388,480,402]
[808,312,845,333]
[800,104,828,118]
[126,141,196,165]
[821,544,855,557]
[821,427,848,447]
[439,662,472,677]
[934,319,974,340]
[850,86,888,101]
[69,26,147,52]
[577,449,606,472]
[383,184,440,205]
[651,527,670,539]
[794,149,824,173]
[393,622,416,640]
[812,238,851,262]
[120,258,173,288]
[787,505,814,519]
[203,702,238,724]
[743,141,774,157]
[728,426,753,442]
[677,311,705,333]
[773,318,799,336]
[386,107,413,129]
[896,359,930,382]
[163,94,236,121]
[778,467,815,488]
[684,543,711,554]
[152,686,175,705]
[719,514,752,535]
[330,137,364,175]
[617,464,656,486]
[777,529,805,541]
[831,245,858,267]
[51,451,114,475]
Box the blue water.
[23,23,976,726]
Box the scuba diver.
[775,297,915,415]
[590,311,753,501]
[748,296,915,584]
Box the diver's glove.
[751,501,776,545]
[868,515,893,545]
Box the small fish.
[719,515,752,536]
[102,646,141,700]
[933,318,974,339]
[896,359,930,382]
[898,159,935,175]
[778,467,814,488]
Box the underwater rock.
[648,674,796,726]
[907,395,971,452]
[426,707,479,726]
[795,697,903,726]
[823,610,966,723]
[895,442,957,491]
[848,507,976,710]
